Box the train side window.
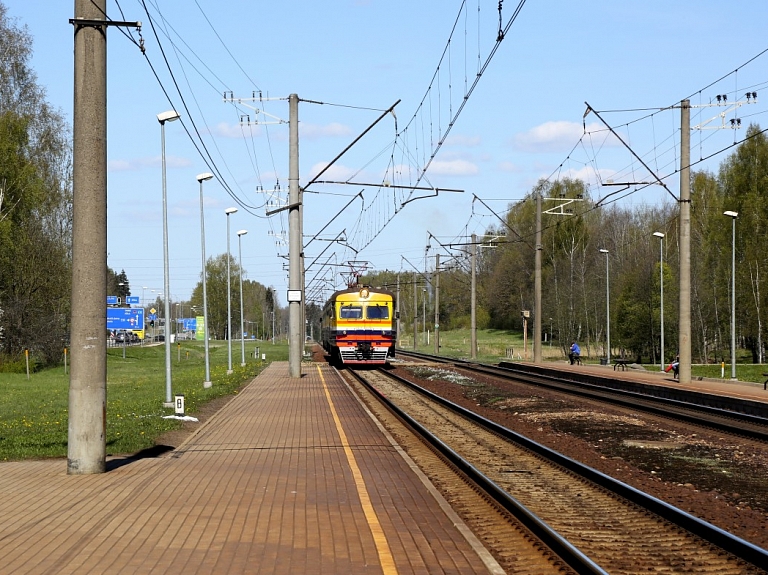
[366,304,390,320]
[340,305,363,319]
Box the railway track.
[344,365,768,574]
[396,350,768,441]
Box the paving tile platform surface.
[548,360,768,404]
[0,362,497,575]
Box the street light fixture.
[653,232,665,371]
[724,210,738,380]
[157,109,180,407]
[237,229,248,367]
[422,287,427,346]
[197,172,214,388]
[225,207,238,374]
[599,248,610,364]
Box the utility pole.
[68,2,139,475]
[288,94,302,378]
[396,274,401,347]
[434,253,440,355]
[69,0,107,475]
[471,234,477,360]
[534,192,542,363]
[679,100,691,385]
[413,276,417,350]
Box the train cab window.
[340,305,363,319]
[366,304,390,320]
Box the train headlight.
[360,288,369,298]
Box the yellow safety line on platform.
[317,365,398,574]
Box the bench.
[613,359,632,371]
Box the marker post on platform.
[174,394,185,416]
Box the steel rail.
[345,367,609,575]
[376,364,768,570]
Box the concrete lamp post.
[653,232,665,371]
[225,207,238,374]
[724,210,738,380]
[599,248,610,364]
[197,172,214,388]
[237,229,248,367]
[157,109,180,407]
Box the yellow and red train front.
[331,288,394,364]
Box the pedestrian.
[569,341,581,365]
[665,354,680,378]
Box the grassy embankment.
[0,339,287,461]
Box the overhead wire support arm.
[304,190,364,250]
[69,18,141,29]
[307,231,352,273]
[691,93,757,130]
[542,196,584,216]
[223,92,288,125]
[472,194,532,249]
[266,201,300,216]
[313,181,463,194]
[584,101,678,201]
[304,99,401,190]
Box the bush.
[0,353,29,373]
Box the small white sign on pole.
[174,394,185,415]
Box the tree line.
[0,5,281,370]
[0,4,72,368]
[363,125,768,365]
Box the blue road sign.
[106,307,145,330]
[126,296,140,305]
[107,295,118,305]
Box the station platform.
[0,362,500,575]
[543,360,768,404]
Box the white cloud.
[512,121,607,152]
[107,159,132,172]
[307,162,358,181]
[107,156,191,172]
[300,122,353,140]
[428,159,479,176]
[211,122,262,139]
[498,161,523,173]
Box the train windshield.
[339,305,363,319]
[366,304,390,320]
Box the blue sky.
[7,1,768,307]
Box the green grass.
[0,340,288,461]
[402,327,558,364]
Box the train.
[320,285,397,365]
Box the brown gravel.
[388,361,768,551]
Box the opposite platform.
[0,362,500,575]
